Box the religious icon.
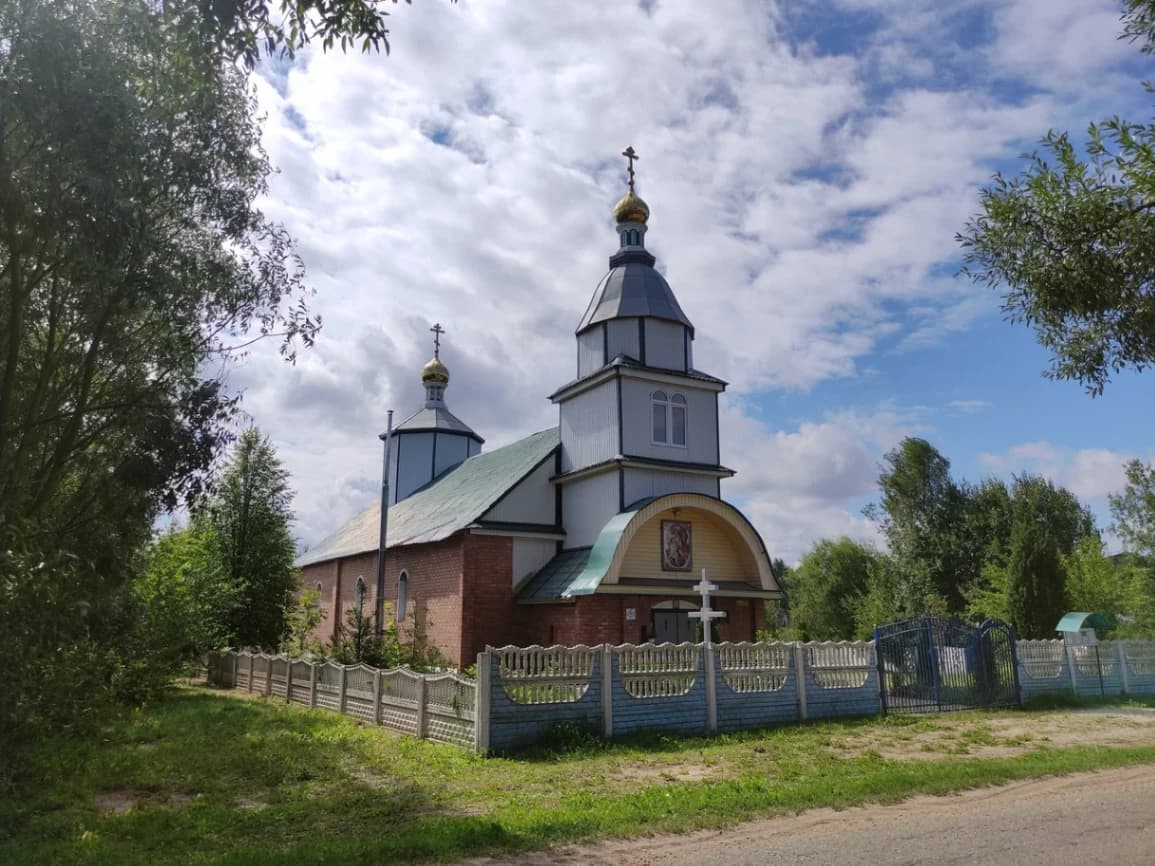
[661,520,692,571]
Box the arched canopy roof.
[559,493,780,598]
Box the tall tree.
[195,429,297,649]
[957,1,1155,394]
[1003,474,1095,637]
[788,538,879,640]
[865,438,975,613]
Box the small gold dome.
[613,189,650,224]
[421,356,449,384]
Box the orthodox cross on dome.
[430,322,445,359]
[622,145,639,193]
[688,569,725,647]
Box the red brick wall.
[460,534,516,664]
[518,594,764,647]
[298,536,471,665]
[299,537,769,663]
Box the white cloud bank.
[227,0,1145,561]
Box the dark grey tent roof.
[394,405,483,442]
[576,261,694,336]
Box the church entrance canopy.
[517,493,783,603]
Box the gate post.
[872,627,887,714]
[1065,642,1079,695]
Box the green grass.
[1022,691,1155,711]
[2,687,1155,865]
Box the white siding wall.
[392,431,435,503]
[577,325,605,378]
[645,319,687,371]
[512,538,558,588]
[606,317,641,361]
[561,470,620,548]
[433,432,472,478]
[482,459,556,525]
[622,468,718,506]
[558,378,619,473]
[620,376,718,465]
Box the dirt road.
[468,764,1155,866]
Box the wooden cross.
[622,145,639,192]
[430,322,445,358]
[688,569,724,647]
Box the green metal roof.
[294,428,559,568]
[563,503,650,597]
[516,547,592,601]
[1055,611,1116,633]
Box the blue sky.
[233,0,1155,562]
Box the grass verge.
[2,686,1154,865]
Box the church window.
[652,390,688,447]
[397,571,409,622]
[651,390,668,443]
[314,581,323,607]
[671,394,687,446]
[355,576,366,608]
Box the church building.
[296,150,785,666]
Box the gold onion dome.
[421,356,449,385]
[613,188,650,224]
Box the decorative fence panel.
[206,651,476,750]
[1015,638,1155,702]
[801,641,880,719]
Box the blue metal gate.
[873,617,1020,713]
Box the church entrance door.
[653,609,694,644]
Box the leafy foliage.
[179,0,448,68]
[958,1,1155,393]
[195,428,298,649]
[787,538,880,640]
[1110,459,1155,556]
[283,588,325,656]
[864,438,977,612]
[326,599,450,671]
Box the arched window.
[314,581,323,608]
[671,394,687,446]
[355,576,366,609]
[652,390,668,443]
[397,570,409,622]
[652,391,687,447]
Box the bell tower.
[549,148,733,549]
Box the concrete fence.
[206,651,477,748]
[478,640,879,753]
[1016,639,1155,702]
[206,638,1155,756]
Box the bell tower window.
[671,394,687,446]
[652,390,688,447]
[652,390,668,443]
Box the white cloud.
[977,442,1145,501]
[222,1,1147,552]
[722,401,925,562]
[947,399,992,414]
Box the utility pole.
[375,410,393,634]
